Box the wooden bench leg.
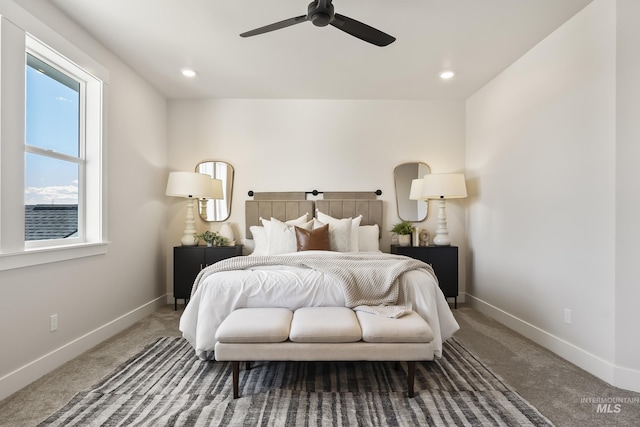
[407,361,415,398]
[232,361,239,399]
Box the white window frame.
[0,11,109,271]
[25,46,87,248]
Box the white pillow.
[261,213,309,243]
[351,215,362,250]
[249,226,267,256]
[262,213,309,240]
[267,218,313,255]
[316,211,362,251]
[358,225,380,252]
[314,217,352,252]
[312,218,325,229]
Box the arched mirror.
[394,162,430,222]
[196,160,234,222]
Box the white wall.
[0,1,168,400]
[614,0,640,390]
[166,99,466,298]
[466,0,639,391]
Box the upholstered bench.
[214,306,436,399]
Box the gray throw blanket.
[191,252,437,318]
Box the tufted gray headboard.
[245,191,382,239]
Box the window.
[22,37,104,251]
[25,53,82,243]
[0,12,108,270]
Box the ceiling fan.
[240,0,396,47]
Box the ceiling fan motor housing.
[308,0,334,27]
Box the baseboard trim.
[0,295,167,401]
[614,364,640,393]
[465,293,640,393]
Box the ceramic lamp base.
[432,234,451,246]
[433,199,451,246]
[181,198,198,246]
[181,234,198,246]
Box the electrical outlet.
[50,314,58,332]
[564,308,571,325]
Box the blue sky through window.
[25,57,80,205]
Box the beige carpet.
[1,305,638,426]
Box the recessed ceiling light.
[181,68,198,78]
[440,71,455,80]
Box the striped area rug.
[38,337,554,426]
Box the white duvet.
[179,251,460,360]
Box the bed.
[179,192,459,360]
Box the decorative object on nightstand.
[390,244,459,308]
[196,230,229,247]
[421,173,467,246]
[173,245,243,310]
[391,220,414,246]
[418,229,429,246]
[219,222,235,245]
[412,227,420,247]
[166,171,223,246]
[197,230,217,247]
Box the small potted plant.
[391,221,414,246]
[212,234,229,247]
[197,230,218,247]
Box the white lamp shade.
[409,179,424,200]
[422,173,467,199]
[211,178,224,200]
[166,171,215,198]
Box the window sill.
[0,242,109,272]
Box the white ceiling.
[48,0,592,100]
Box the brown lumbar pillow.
[295,224,330,251]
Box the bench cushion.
[356,311,435,343]
[289,307,362,343]
[216,308,292,343]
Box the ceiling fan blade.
[240,15,308,38]
[330,13,395,46]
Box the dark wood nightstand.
[390,245,459,308]
[173,245,243,310]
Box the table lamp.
[421,173,467,246]
[166,171,221,246]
